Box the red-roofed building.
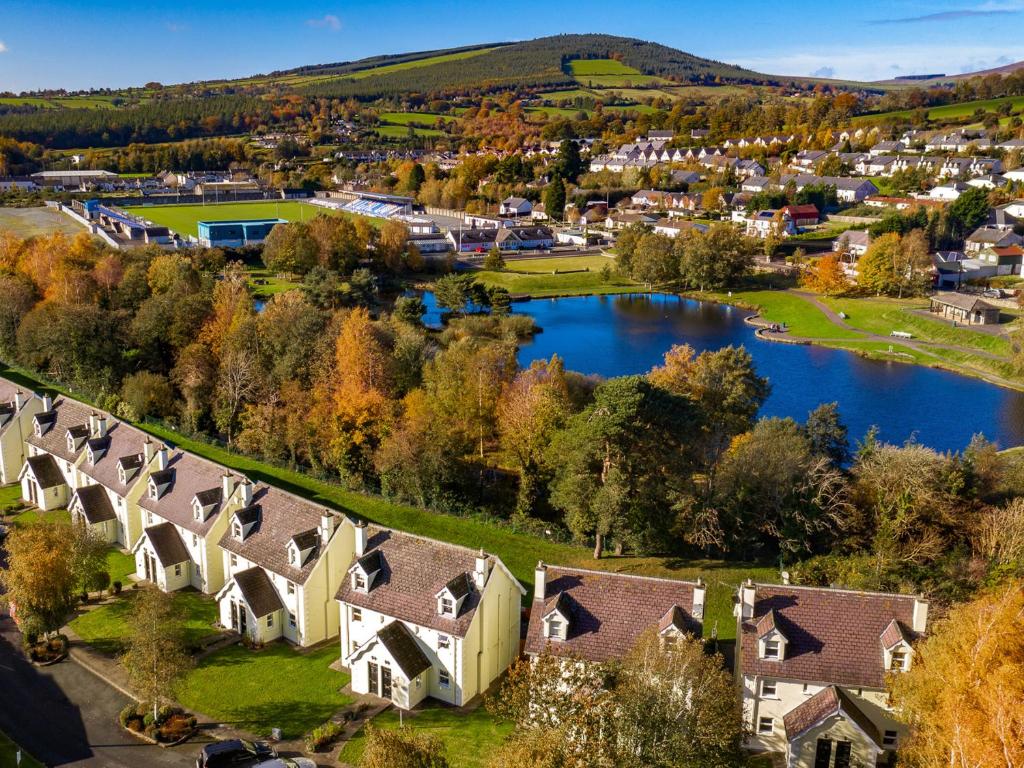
[734,580,928,767]
[781,204,820,227]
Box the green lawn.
[471,255,638,297]
[104,548,137,585]
[822,296,1013,356]
[247,267,301,300]
[68,589,219,655]
[855,93,1024,124]
[175,643,351,739]
[378,112,458,126]
[6,507,71,527]
[569,59,669,87]
[708,290,862,340]
[0,484,22,509]
[376,124,445,138]
[121,201,341,239]
[0,731,42,768]
[338,702,512,768]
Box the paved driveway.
[0,617,199,767]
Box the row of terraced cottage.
[2,380,926,768]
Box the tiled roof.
[233,567,284,618]
[73,485,116,525]
[26,397,94,462]
[524,566,702,663]
[76,421,152,497]
[756,609,777,637]
[25,454,64,489]
[218,485,332,585]
[138,451,235,537]
[337,527,487,638]
[931,292,998,313]
[142,522,190,567]
[783,685,882,746]
[879,618,907,649]
[378,621,433,679]
[740,585,920,689]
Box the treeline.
[0,95,274,149]
[77,138,253,174]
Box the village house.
[524,564,704,664]
[965,226,1024,254]
[216,486,355,647]
[653,219,709,239]
[19,396,96,512]
[926,181,969,201]
[338,524,524,710]
[929,293,1001,325]
[133,451,251,594]
[0,379,43,488]
[447,226,554,252]
[781,204,819,228]
[746,210,797,239]
[70,420,165,548]
[735,581,928,768]
[499,197,533,218]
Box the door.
[834,741,852,768]
[238,606,247,637]
[380,666,392,700]
[814,739,833,768]
[368,662,379,696]
[230,600,239,631]
[144,553,154,582]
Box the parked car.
[252,760,317,768]
[196,739,277,768]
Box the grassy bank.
[470,254,638,297]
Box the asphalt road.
[0,617,198,768]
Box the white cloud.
[732,43,1024,81]
[0,41,7,54]
[306,14,341,31]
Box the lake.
[421,291,1024,452]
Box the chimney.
[143,438,155,464]
[89,412,98,435]
[354,520,367,557]
[221,472,235,502]
[42,395,52,412]
[320,510,336,545]
[95,414,108,438]
[239,479,253,506]
[912,597,929,634]
[474,549,488,590]
[156,445,169,470]
[738,579,756,621]
[534,561,547,602]
[13,390,24,410]
[693,577,706,620]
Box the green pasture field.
[378,111,459,126]
[375,124,445,138]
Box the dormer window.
[890,649,908,672]
[435,574,470,618]
[192,499,202,521]
[232,520,242,540]
[66,434,76,453]
[353,572,367,591]
[288,545,296,565]
[881,619,913,673]
[191,489,219,523]
[33,421,42,437]
[231,505,260,541]
[764,640,780,659]
[440,596,454,616]
[349,550,381,593]
[542,593,571,641]
[148,469,173,500]
[548,617,563,636]
[756,609,787,661]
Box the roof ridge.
[544,564,702,589]
[753,582,921,600]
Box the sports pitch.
[120,200,361,238]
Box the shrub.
[142,711,155,728]
[89,571,111,594]
[118,703,136,728]
[113,580,122,594]
[305,720,345,752]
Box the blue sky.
[1,0,1023,91]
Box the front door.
[814,739,833,768]
[238,605,247,636]
[380,666,392,699]
[144,552,154,582]
[834,741,852,768]
[27,480,37,506]
[368,662,379,696]
[230,600,239,631]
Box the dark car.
[196,739,277,768]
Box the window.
[191,533,197,547]
[354,572,367,591]
[761,680,777,698]
[287,581,295,597]
[267,613,274,628]
[757,717,774,735]
[174,564,182,577]
[289,612,297,629]
[883,730,898,748]
[232,521,241,539]
[440,596,454,615]
[192,502,200,521]
[547,618,563,638]
[149,482,158,500]
[891,649,908,672]
[438,634,450,650]
[230,554,237,568]
[439,670,451,689]
[763,640,780,659]
[288,547,296,565]
[352,608,362,622]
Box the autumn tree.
[262,221,318,276]
[890,582,1024,768]
[676,224,754,291]
[0,523,81,636]
[359,725,449,768]
[120,589,192,722]
[800,254,850,296]
[498,357,572,516]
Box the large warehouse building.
[197,218,286,247]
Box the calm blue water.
[421,291,1024,452]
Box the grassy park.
[471,254,637,297]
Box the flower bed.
[119,703,197,746]
[27,634,68,665]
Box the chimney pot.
[95,414,108,438]
[42,395,52,412]
[222,472,234,502]
[354,520,367,557]
[143,438,154,463]
[534,561,547,602]
[13,390,24,410]
[156,446,169,470]
[239,479,253,506]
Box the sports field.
[0,207,85,238]
[120,200,354,238]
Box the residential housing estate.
[5,377,932,763]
